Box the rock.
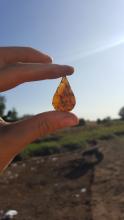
[2,210,18,219]
[52,157,58,162]
[75,194,80,198]
[80,188,87,193]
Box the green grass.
[20,120,124,158]
[21,141,59,158]
[58,120,124,146]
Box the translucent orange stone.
[52,76,76,111]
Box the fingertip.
[65,112,79,126]
[54,111,79,126]
[62,65,75,75]
[69,65,75,73]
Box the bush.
[78,118,86,126]
[21,142,60,157]
[62,143,82,151]
[29,146,60,156]
[99,134,114,140]
[96,118,102,124]
[119,107,124,120]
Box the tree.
[0,95,6,117]
[96,118,101,124]
[77,118,86,126]
[6,108,18,121]
[102,116,111,123]
[119,106,124,120]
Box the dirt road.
[92,138,124,220]
[0,137,124,220]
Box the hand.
[0,47,78,172]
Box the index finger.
[0,63,74,92]
[0,47,52,66]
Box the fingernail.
[69,66,75,72]
[46,56,53,63]
[62,65,74,74]
[48,56,53,62]
[64,117,79,126]
[43,53,53,63]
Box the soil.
[0,137,124,220]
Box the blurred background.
[1,0,124,120]
[0,1,124,220]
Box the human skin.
[0,47,78,172]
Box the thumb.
[5,111,79,154]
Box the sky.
[1,0,124,120]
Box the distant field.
[20,120,124,159]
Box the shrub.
[119,107,124,120]
[78,118,86,126]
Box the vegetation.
[0,95,19,121]
[19,119,124,159]
[119,106,124,120]
[0,96,6,117]
[0,95,124,160]
[77,118,86,126]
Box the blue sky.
[1,0,124,120]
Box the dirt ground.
[0,137,124,220]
